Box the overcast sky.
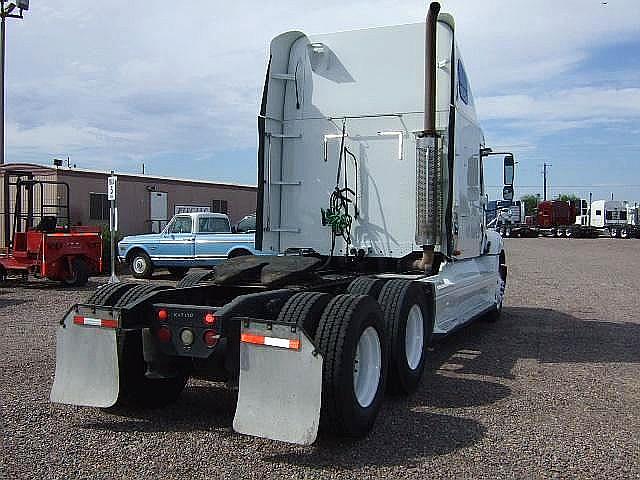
[5,0,640,201]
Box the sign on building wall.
[175,205,211,215]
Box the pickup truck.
[118,212,259,278]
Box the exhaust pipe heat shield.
[50,307,120,408]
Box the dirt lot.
[1,239,639,479]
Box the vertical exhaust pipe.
[415,2,441,271]
[423,1,440,135]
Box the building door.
[150,191,168,233]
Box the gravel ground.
[1,239,639,479]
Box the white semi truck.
[590,200,630,237]
[51,3,510,445]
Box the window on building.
[168,216,192,234]
[89,193,110,221]
[595,210,602,216]
[212,199,228,214]
[199,216,231,233]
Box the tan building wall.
[0,164,257,245]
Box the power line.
[487,184,640,188]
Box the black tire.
[114,330,187,409]
[102,284,186,409]
[487,253,507,323]
[228,249,252,258]
[347,277,386,298]
[62,257,89,287]
[86,282,136,306]
[276,291,332,339]
[316,294,387,438]
[114,283,168,308]
[620,228,629,239]
[377,280,432,395]
[167,267,190,278]
[129,250,153,279]
[176,269,216,288]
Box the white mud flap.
[233,322,323,445]
[50,307,120,408]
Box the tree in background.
[520,194,539,216]
[557,193,581,203]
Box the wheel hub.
[405,305,424,370]
[133,257,146,273]
[353,326,381,408]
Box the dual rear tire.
[280,278,432,437]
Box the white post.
[108,172,119,283]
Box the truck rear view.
[51,3,510,445]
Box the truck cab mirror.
[504,155,515,186]
[503,186,514,201]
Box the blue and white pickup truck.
[118,212,259,278]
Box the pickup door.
[156,215,195,260]
[194,216,235,262]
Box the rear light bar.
[73,316,118,329]
[241,333,300,351]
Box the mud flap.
[233,322,323,445]
[50,308,120,407]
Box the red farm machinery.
[0,173,102,285]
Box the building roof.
[0,163,256,189]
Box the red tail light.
[157,326,171,343]
[204,313,216,326]
[157,309,168,321]
[203,329,218,348]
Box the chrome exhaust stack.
[415,2,442,270]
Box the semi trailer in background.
[51,3,511,445]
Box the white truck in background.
[590,200,631,238]
[51,3,511,445]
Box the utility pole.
[589,192,593,227]
[0,0,29,165]
[543,163,548,201]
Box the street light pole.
[1,3,6,165]
[0,0,29,165]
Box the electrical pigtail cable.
[321,119,359,259]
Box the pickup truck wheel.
[167,267,189,278]
[347,277,386,298]
[316,294,387,438]
[176,269,216,288]
[130,251,153,279]
[377,280,432,395]
[228,249,252,258]
[62,257,89,287]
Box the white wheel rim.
[133,257,146,274]
[405,305,424,370]
[353,326,382,408]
